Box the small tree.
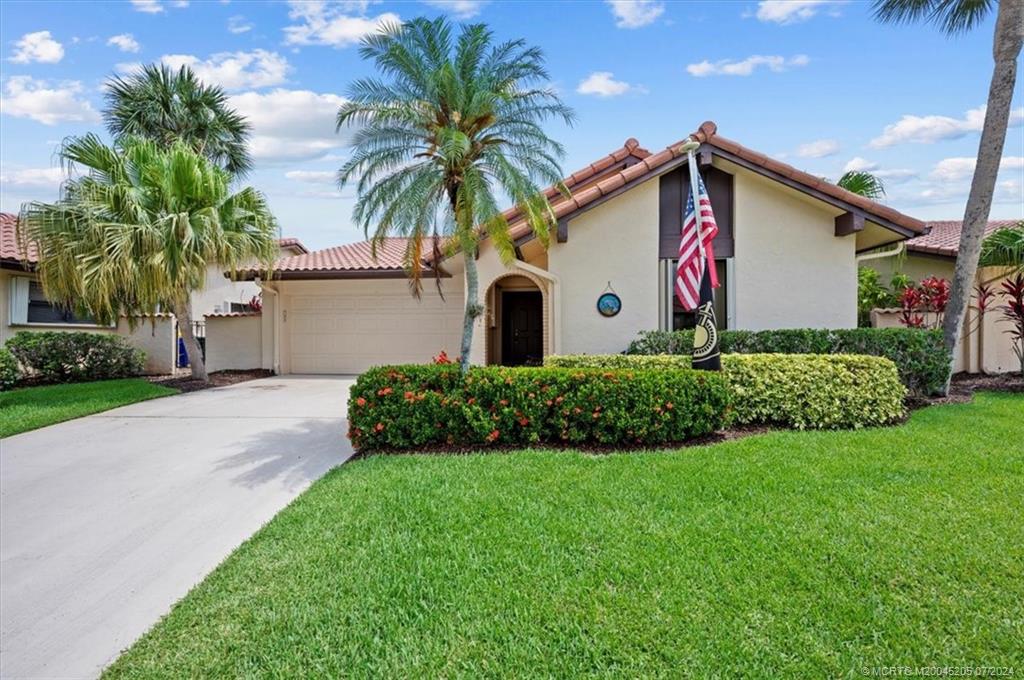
[998,274,1024,375]
[19,135,277,381]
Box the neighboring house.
[0,212,305,371]
[229,121,925,375]
[866,219,1022,374]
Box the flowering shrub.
[348,365,731,451]
[898,276,950,330]
[546,354,906,430]
[626,327,948,396]
[432,350,455,365]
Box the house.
[865,218,1022,374]
[0,212,306,372]
[222,121,925,375]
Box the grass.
[0,378,177,438]
[105,393,1023,678]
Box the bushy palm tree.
[873,0,1023,392]
[978,223,1024,270]
[19,135,278,381]
[336,17,574,372]
[105,63,253,176]
[837,170,886,199]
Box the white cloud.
[686,54,809,77]
[0,167,65,189]
[285,170,337,184]
[576,71,643,97]
[228,88,348,162]
[843,156,877,172]
[0,76,100,125]
[840,157,915,182]
[131,0,165,12]
[796,139,839,158]
[755,0,832,24]
[154,50,290,90]
[10,31,64,64]
[606,0,664,28]
[930,156,1024,182]
[870,105,1024,148]
[284,1,399,48]
[107,33,141,53]
[227,15,253,34]
[422,0,485,18]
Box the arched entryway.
[484,271,550,366]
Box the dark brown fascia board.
[1,259,32,272]
[904,247,957,261]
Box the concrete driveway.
[0,375,354,679]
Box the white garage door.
[286,282,463,374]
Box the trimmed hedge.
[626,328,948,396]
[0,348,18,391]
[6,331,144,384]
[348,365,731,451]
[546,354,907,430]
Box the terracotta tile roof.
[272,237,411,272]
[205,311,262,318]
[0,212,38,265]
[501,121,925,244]
[909,219,1021,257]
[276,237,308,254]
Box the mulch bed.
[149,369,273,393]
[907,372,1024,409]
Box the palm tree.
[837,171,886,199]
[19,135,278,381]
[873,0,1024,392]
[978,223,1024,270]
[105,63,253,176]
[336,17,574,373]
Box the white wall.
[117,315,177,375]
[732,170,857,329]
[190,264,261,317]
[206,314,262,372]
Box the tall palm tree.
[873,0,1024,392]
[336,17,574,373]
[105,63,253,176]
[19,135,278,381]
[837,170,886,199]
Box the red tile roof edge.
[908,219,1021,257]
[205,311,262,318]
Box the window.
[28,281,97,325]
[660,259,728,331]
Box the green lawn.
[0,378,177,438]
[106,393,1023,678]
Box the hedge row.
[626,328,948,396]
[6,331,144,385]
[546,354,907,430]
[0,349,18,391]
[348,365,731,451]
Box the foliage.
[5,331,144,384]
[978,224,1024,270]
[546,354,906,430]
[999,273,1024,375]
[897,276,949,329]
[336,17,574,371]
[0,378,176,438]
[837,170,886,199]
[0,348,19,391]
[104,63,253,176]
[626,327,949,395]
[347,365,730,450]
[103,393,1024,678]
[873,0,998,35]
[18,135,278,380]
[857,266,905,326]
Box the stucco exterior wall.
[867,252,955,286]
[116,315,177,375]
[190,264,262,317]
[546,177,661,354]
[206,314,263,373]
[732,170,857,329]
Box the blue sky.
[1,0,1021,251]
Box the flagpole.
[678,137,706,271]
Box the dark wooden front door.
[501,291,543,366]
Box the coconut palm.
[978,223,1024,270]
[873,0,1023,392]
[336,17,574,373]
[105,63,253,176]
[18,134,278,381]
[837,170,886,199]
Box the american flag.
[675,173,719,311]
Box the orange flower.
[355,397,367,407]
[665,402,674,410]
[377,387,393,396]
[518,417,529,426]
[374,422,385,432]
[499,399,509,407]
[486,429,500,442]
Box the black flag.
[691,259,721,371]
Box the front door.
[501,291,543,366]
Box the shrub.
[0,348,19,391]
[546,353,907,430]
[5,331,144,384]
[626,327,948,396]
[348,365,731,451]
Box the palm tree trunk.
[459,247,480,374]
[940,0,1023,394]
[173,298,208,382]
